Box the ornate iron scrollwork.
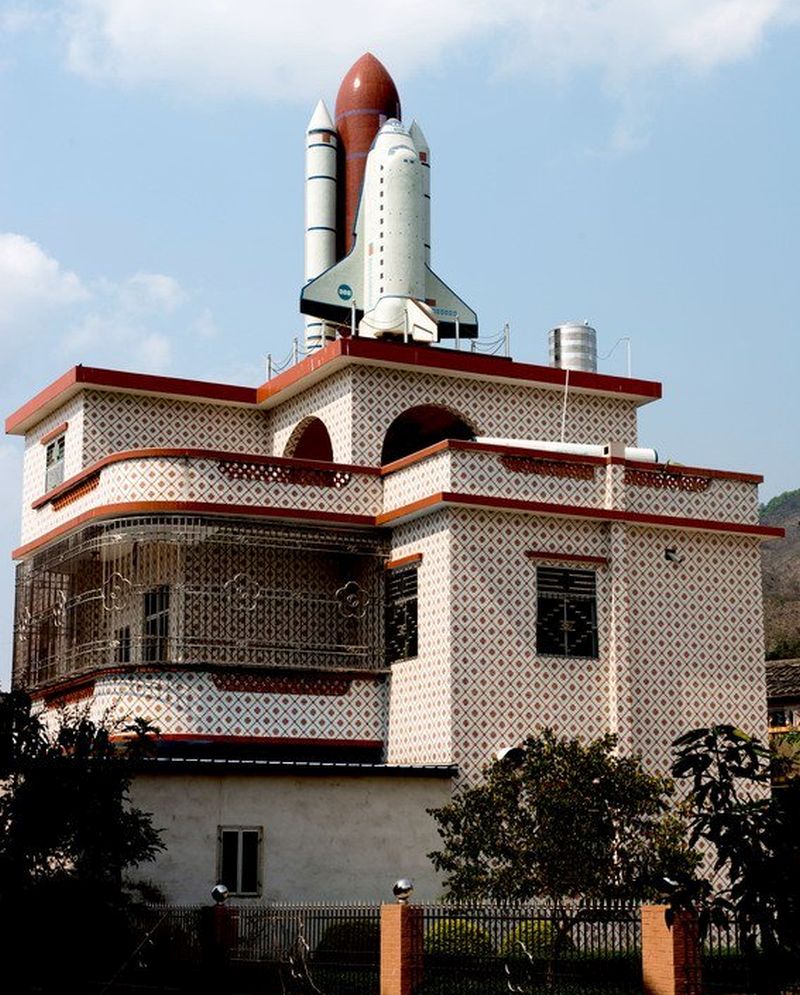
[336,581,369,619]
[102,572,132,612]
[224,572,263,612]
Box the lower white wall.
[129,771,452,904]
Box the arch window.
[283,417,334,462]
[381,404,476,465]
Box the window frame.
[44,434,66,492]
[143,585,170,664]
[385,564,419,663]
[535,566,599,659]
[217,825,263,897]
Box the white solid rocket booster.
[304,100,338,353]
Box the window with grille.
[386,565,418,663]
[143,586,169,663]
[114,625,131,664]
[536,567,598,658]
[45,435,66,492]
[218,826,262,896]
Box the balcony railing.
[14,515,389,691]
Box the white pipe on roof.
[475,437,658,463]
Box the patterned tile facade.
[14,352,769,794]
[21,395,86,545]
[624,526,767,771]
[82,390,270,464]
[348,366,640,466]
[447,510,614,783]
[386,510,454,766]
[267,370,354,463]
[625,477,759,525]
[88,670,387,742]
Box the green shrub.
[424,919,494,959]
[314,919,380,966]
[500,919,570,959]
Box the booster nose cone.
[335,53,401,256]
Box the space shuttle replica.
[301,53,478,352]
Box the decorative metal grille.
[500,454,596,481]
[13,514,389,691]
[536,567,598,659]
[624,467,710,492]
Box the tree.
[428,728,698,904]
[0,691,165,991]
[668,725,800,958]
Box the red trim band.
[14,500,376,559]
[377,491,784,538]
[257,338,663,406]
[40,422,69,446]
[525,550,610,565]
[31,447,381,510]
[7,366,257,435]
[385,552,423,570]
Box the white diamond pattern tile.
[20,395,86,545]
[268,370,354,463]
[386,511,454,766]
[623,527,767,772]
[625,478,758,525]
[85,671,387,741]
[83,391,270,463]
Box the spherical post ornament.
[393,878,414,904]
[211,883,229,904]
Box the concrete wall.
[130,771,452,904]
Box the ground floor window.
[217,826,262,896]
[536,567,598,658]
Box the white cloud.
[0,231,209,374]
[119,273,185,314]
[0,233,88,328]
[25,0,796,102]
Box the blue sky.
[1,1,799,685]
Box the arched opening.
[381,404,476,465]
[283,417,334,462]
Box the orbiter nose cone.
[335,53,401,124]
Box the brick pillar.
[641,905,702,995]
[380,903,423,995]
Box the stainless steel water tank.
[549,321,597,373]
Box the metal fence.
[413,901,642,995]
[126,902,381,994]
[702,919,800,995]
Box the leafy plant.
[668,725,800,958]
[428,729,698,904]
[424,919,495,959]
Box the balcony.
[380,441,761,528]
[23,450,384,548]
[14,515,389,691]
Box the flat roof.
[6,339,662,434]
[136,756,458,777]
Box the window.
[45,435,66,492]
[536,567,598,658]
[218,826,262,896]
[143,585,169,663]
[386,566,418,663]
[114,625,131,664]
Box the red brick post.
[380,903,423,995]
[641,905,702,995]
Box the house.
[4,55,779,902]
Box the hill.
[761,488,800,659]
